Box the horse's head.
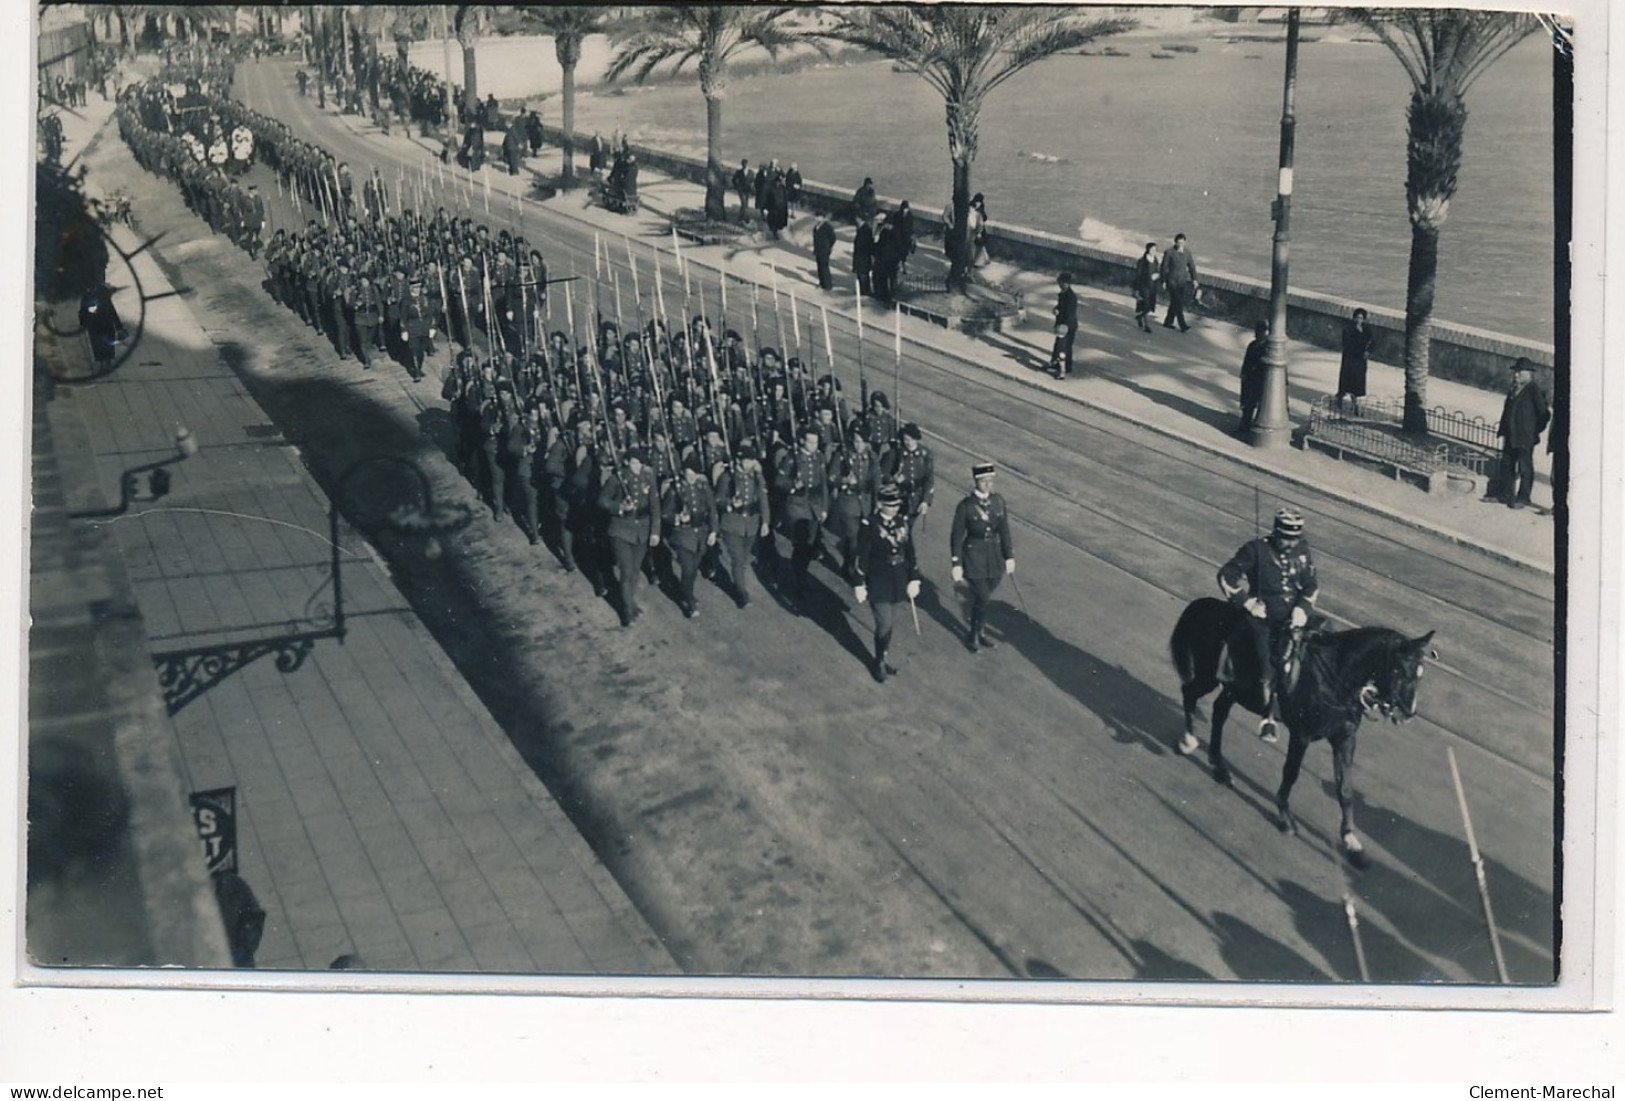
[1364,631,1437,722]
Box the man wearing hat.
[716,444,772,608]
[1052,271,1078,380]
[885,422,935,533]
[950,463,1015,652]
[599,448,662,627]
[664,453,720,619]
[1218,506,1320,742]
[852,484,921,684]
[1490,357,1550,509]
[777,424,832,598]
[826,427,879,580]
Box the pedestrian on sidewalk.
[1336,308,1373,414]
[950,462,1015,653]
[1238,320,1268,434]
[1051,272,1078,380]
[1490,357,1550,510]
[853,217,876,298]
[525,109,544,156]
[852,484,920,684]
[968,193,991,269]
[733,158,752,223]
[785,162,804,212]
[853,176,879,226]
[1132,241,1160,331]
[813,213,837,291]
[1159,232,1198,331]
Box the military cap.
[626,447,648,463]
[1273,507,1305,537]
[972,462,996,479]
[736,441,758,459]
[901,422,922,440]
[682,452,705,474]
[877,484,903,506]
[870,390,890,408]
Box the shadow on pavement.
[998,611,1184,758]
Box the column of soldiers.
[119,69,1025,682]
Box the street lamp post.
[1253,7,1300,450]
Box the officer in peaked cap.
[949,462,1015,652]
[851,483,920,684]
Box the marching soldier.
[350,272,384,369]
[777,424,831,599]
[715,443,771,608]
[400,280,437,382]
[1217,507,1320,743]
[598,448,661,628]
[825,426,879,580]
[851,484,921,684]
[949,462,1015,652]
[885,421,935,532]
[664,453,719,618]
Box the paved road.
[175,60,1556,982]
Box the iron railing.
[1305,396,1495,480]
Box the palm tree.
[606,5,826,221]
[453,4,489,116]
[520,6,615,185]
[1350,9,1540,434]
[829,6,1134,288]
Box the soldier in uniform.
[598,448,662,627]
[851,484,921,684]
[664,452,719,618]
[400,280,436,382]
[350,271,384,369]
[714,443,771,608]
[1217,507,1320,743]
[825,426,878,580]
[885,421,935,533]
[776,424,831,599]
[949,462,1015,652]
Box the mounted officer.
[1217,507,1320,743]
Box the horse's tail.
[1170,597,1232,687]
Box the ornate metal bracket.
[153,627,338,716]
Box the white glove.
[951,565,964,584]
[706,531,717,547]
[853,585,868,605]
[906,579,921,599]
[400,331,409,341]
[1244,597,1267,618]
[1290,606,1308,629]
[428,328,437,339]
[1004,558,1015,575]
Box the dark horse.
[1169,597,1435,865]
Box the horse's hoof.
[1277,810,1297,835]
[1212,765,1232,788]
[1341,834,1370,871]
[1176,733,1200,756]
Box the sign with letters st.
[189,786,238,877]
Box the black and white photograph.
[6,0,1619,1082]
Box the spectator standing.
[853,217,876,298]
[785,163,804,211]
[733,158,752,223]
[1238,320,1268,434]
[853,176,879,226]
[968,193,990,269]
[1050,272,1078,380]
[1490,357,1550,509]
[812,214,837,291]
[1336,308,1373,413]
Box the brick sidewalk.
[39,92,676,975]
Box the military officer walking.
[664,453,719,618]
[949,462,1015,652]
[715,443,771,608]
[852,484,921,684]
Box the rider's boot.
[1257,678,1280,743]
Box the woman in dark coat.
[1131,241,1160,332]
[1337,308,1374,413]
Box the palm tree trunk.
[1401,220,1439,435]
[462,44,478,108]
[704,94,726,221]
[561,61,578,183]
[949,157,972,289]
